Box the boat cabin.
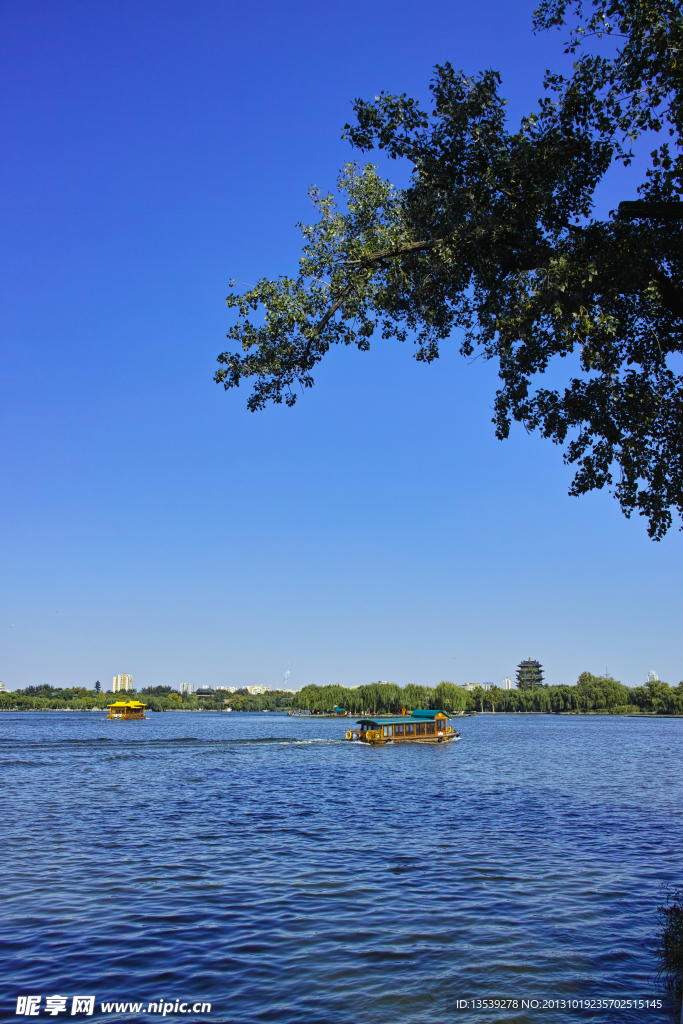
[332,707,347,717]
[107,700,147,720]
[346,709,458,744]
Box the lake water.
[2,711,682,1024]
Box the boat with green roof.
[344,708,460,745]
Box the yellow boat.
[344,709,460,744]
[106,700,147,720]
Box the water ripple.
[1,712,682,1023]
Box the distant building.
[516,659,545,690]
[502,677,513,690]
[216,686,236,693]
[481,682,494,691]
[0,680,5,692]
[646,669,659,683]
[113,673,134,692]
[195,688,215,698]
[179,683,194,694]
[463,683,492,692]
[245,685,270,695]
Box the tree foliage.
[292,681,464,714]
[656,885,683,995]
[0,684,295,713]
[217,0,683,538]
[290,675,683,714]
[2,676,683,714]
[434,681,470,712]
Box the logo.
[16,997,94,1017]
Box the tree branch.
[651,269,683,319]
[338,237,445,266]
[302,281,356,363]
[302,238,446,358]
[311,282,355,335]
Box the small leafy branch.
[655,884,683,996]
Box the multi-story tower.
[112,673,134,692]
[502,678,513,690]
[179,683,194,694]
[516,659,545,690]
[646,669,659,683]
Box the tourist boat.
[344,709,460,744]
[106,700,147,720]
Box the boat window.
[383,725,392,737]
[437,719,445,732]
[394,724,404,736]
[426,722,436,734]
[405,723,415,735]
[416,723,426,735]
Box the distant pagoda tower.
[516,657,545,690]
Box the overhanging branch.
[338,237,445,266]
[302,281,356,363]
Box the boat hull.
[352,735,460,745]
[345,731,460,745]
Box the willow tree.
[434,681,469,712]
[401,683,435,710]
[217,0,683,539]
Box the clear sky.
[1,0,680,693]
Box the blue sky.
[1,0,680,693]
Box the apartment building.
[112,673,134,692]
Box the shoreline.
[1,708,682,718]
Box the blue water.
[2,711,682,1024]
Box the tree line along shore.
[293,677,683,716]
[0,685,293,713]
[1,674,682,715]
